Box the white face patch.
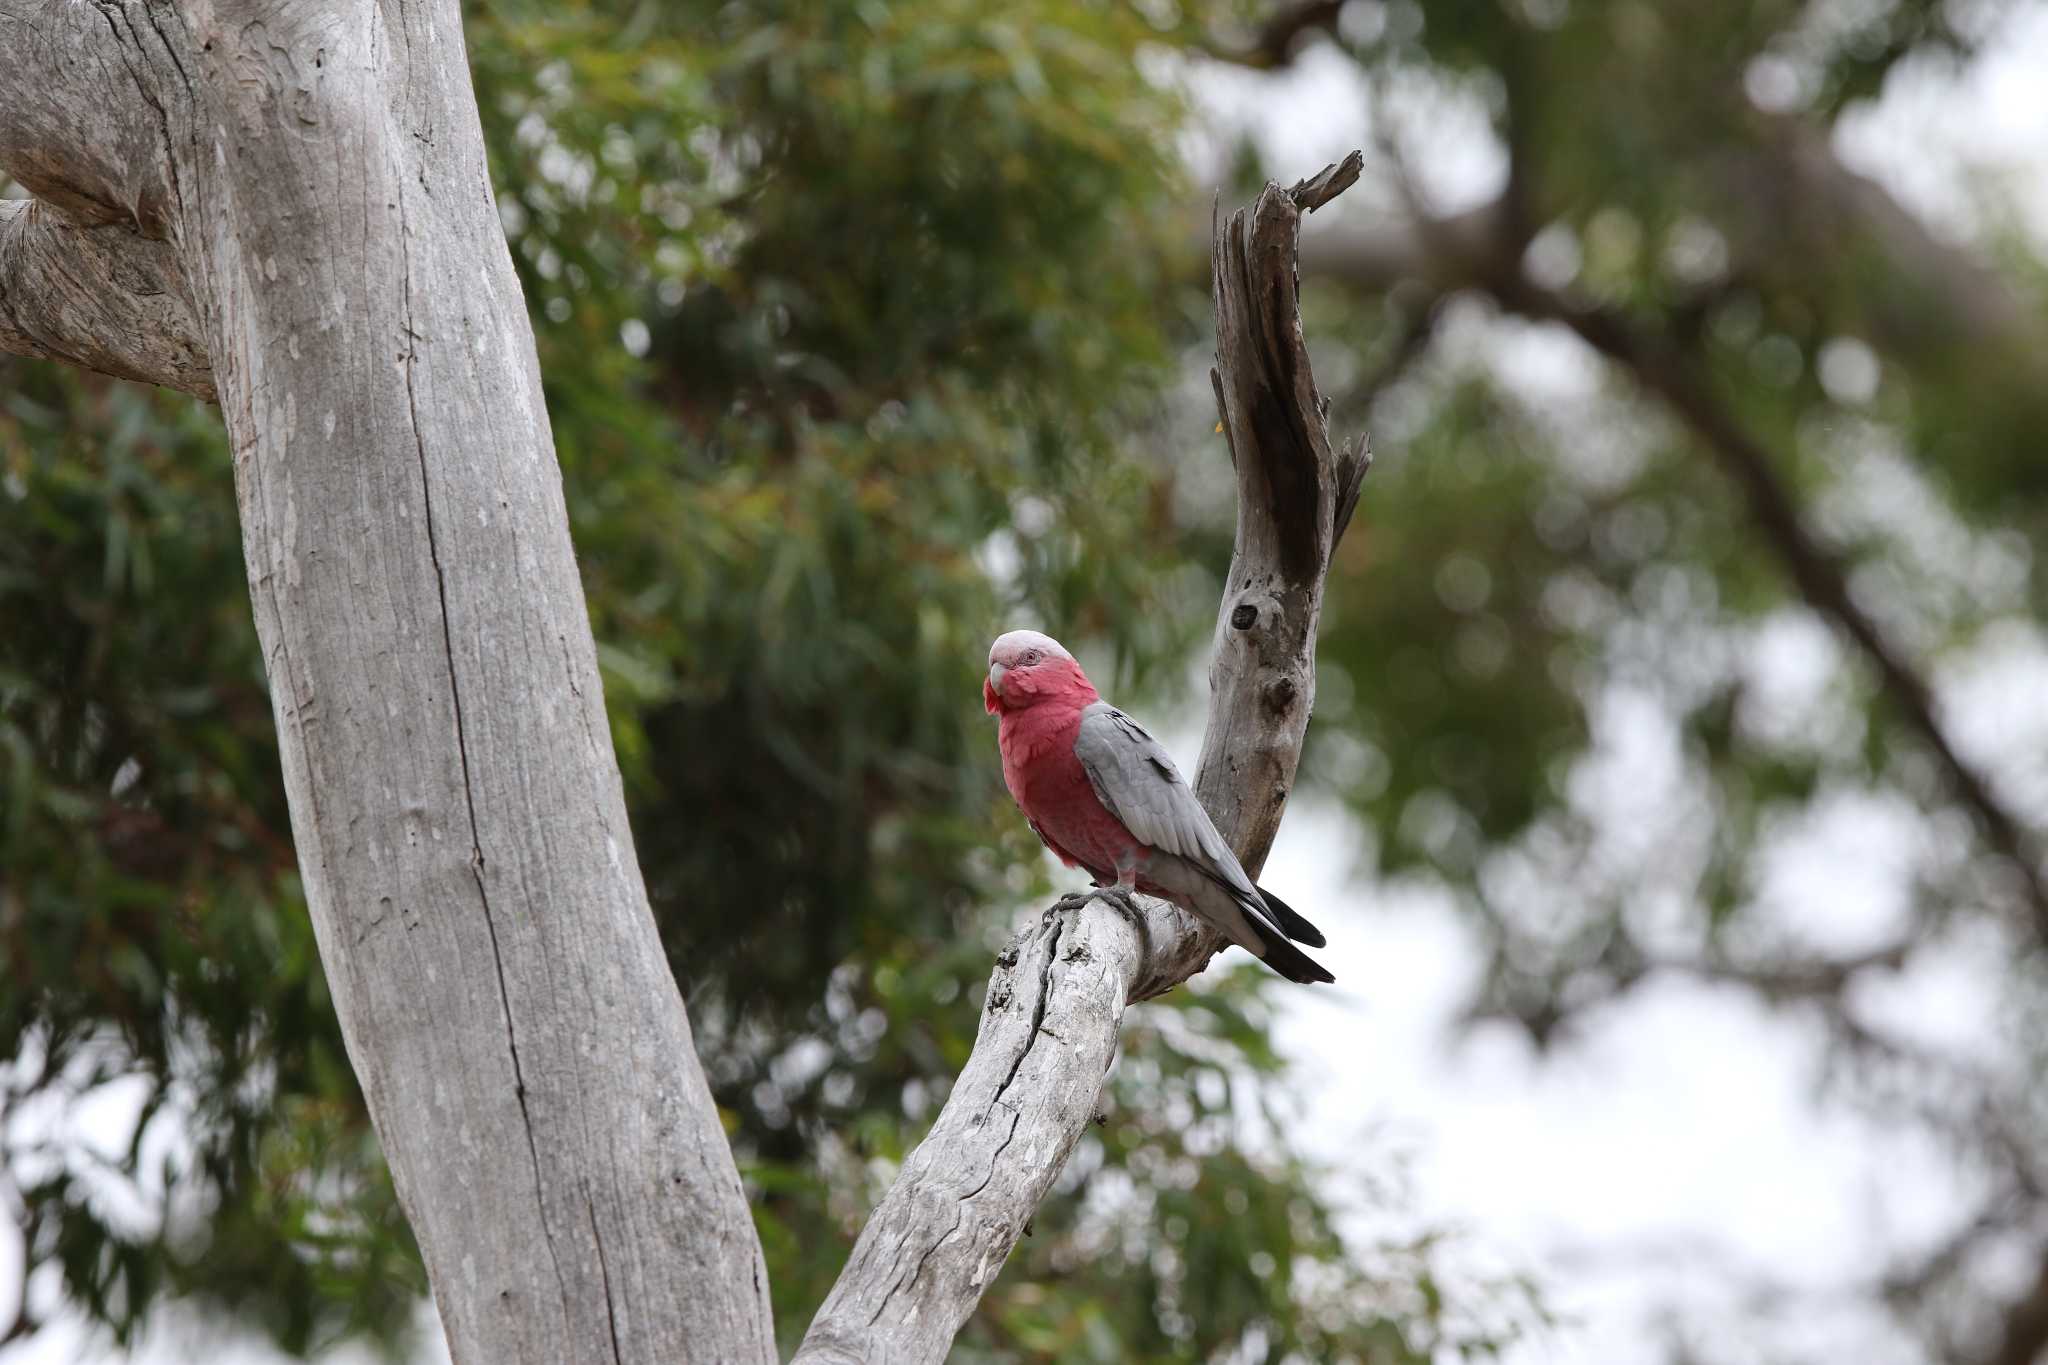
[989,629,1073,668]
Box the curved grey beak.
[988,662,1008,695]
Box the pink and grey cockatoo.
[984,629,1334,984]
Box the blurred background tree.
[4,0,2045,1362]
[1184,2,2048,1362]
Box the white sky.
[9,7,2048,1364]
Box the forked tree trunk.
[0,3,1366,1357]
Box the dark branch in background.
[1884,1198,2028,1312]
[1825,1005,2048,1357]
[1293,117,2048,392]
[1217,0,2048,404]
[1983,1249,2048,1365]
[1210,19,2048,1363]
[1494,36,1539,248]
[793,155,1368,1364]
[0,199,214,399]
[1320,290,1445,458]
[0,1243,31,1349]
[1291,59,2048,950]
[1494,272,2048,939]
[1200,1,1347,69]
[1632,934,1912,1006]
[1730,118,2048,383]
[1412,103,2048,1355]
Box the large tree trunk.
[0,4,773,1361]
[0,1,1370,1356]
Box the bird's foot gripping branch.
[791,153,1370,1364]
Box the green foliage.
[1,371,421,1354]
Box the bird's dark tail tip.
[1247,914,1335,985]
[1255,884,1326,948]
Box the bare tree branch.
[0,199,213,397]
[792,154,1369,1365]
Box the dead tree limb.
[792,152,1370,1365]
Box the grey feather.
[1071,703,1332,982]
[1074,703,1280,934]
[1075,707,1237,866]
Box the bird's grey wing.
[1074,704,1334,983]
[1072,703,1258,900]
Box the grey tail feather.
[1255,884,1325,948]
[1245,911,1335,985]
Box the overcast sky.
[9,7,2048,1363]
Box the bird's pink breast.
[998,702,1145,882]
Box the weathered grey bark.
[0,200,213,397]
[792,154,1369,1365]
[0,4,773,1362]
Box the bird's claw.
[1055,887,1142,919]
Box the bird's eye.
[1021,650,1041,665]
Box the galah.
[984,629,1334,985]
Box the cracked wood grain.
[0,199,213,396]
[791,154,1369,1365]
